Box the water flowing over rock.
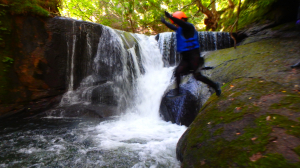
[45,18,151,118]
[157,31,232,126]
[0,16,188,168]
[0,16,149,119]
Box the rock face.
[0,15,149,119]
[0,16,126,118]
[176,36,300,167]
[0,16,73,117]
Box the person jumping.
[161,11,221,96]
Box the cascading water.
[88,34,187,167]
[0,17,233,167]
[0,25,187,167]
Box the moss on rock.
[178,37,300,167]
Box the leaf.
[235,107,241,110]
[249,152,262,162]
[251,137,257,141]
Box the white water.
[2,29,187,167]
[86,34,187,167]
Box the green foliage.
[60,0,280,33]
[2,57,13,64]
[59,0,226,34]
[219,0,279,31]
[0,0,61,17]
[2,57,13,72]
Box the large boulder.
[160,74,212,127]
[176,36,300,167]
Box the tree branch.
[236,0,242,32]
[230,0,241,49]
[180,0,197,11]
[207,0,216,9]
[228,0,235,9]
[76,4,93,22]
[195,0,213,18]
[230,19,238,49]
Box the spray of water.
[0,27,187,167]
[88,34,186,167]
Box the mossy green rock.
[177,37,300,167]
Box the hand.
[161,16,166,23]
[164,11,172,18]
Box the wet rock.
[1,15,131,119]
[237,21,300,45]
[160,89,199,127]
[160,75,209,127]
[90,82,117,106]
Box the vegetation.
[0,0,61,16]
[59,0,281,34]
[220,0,279,31]
[0,0,60,16]
[0,0,282,34]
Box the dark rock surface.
[159,74,211,127]
[0,16,119,118]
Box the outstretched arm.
[164,11,193,30]
[161,17,178,31]
[164,11,195,38]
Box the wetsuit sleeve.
[161,20,178,31]
[168,16,195,39]
[168,17,194,31]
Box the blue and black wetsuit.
[161,16,220,95]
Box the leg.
[193,72,221,96]
[174,60,189,94]
[193,72,216,88]
[291,61,300,68]
[190,57,221,96]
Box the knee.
[193,72,204,79]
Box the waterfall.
[87,34,186,167]
[0,18,234,167]
[48,25,187,167]
[157,31,232,66]
[57,27,232,117]
[48,24,232,167]
[59,26,133,108]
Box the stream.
[0,32,187,168]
